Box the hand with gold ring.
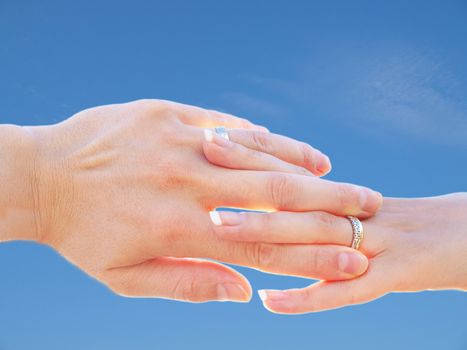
[208,191,467,314]
[204,136,467,313]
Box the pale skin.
[0,99,383,303]
[205,135,467,314]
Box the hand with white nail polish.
[1,99,382,304]
[226,195,467,314]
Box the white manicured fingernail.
[258,290,268,301]
[209,211,222,226]
[204,129,214,142]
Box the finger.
[212,170,383,219]
[202,130,313,176]
[142,207,368,281]
[226,129,331,176]
[169,232,369,280]
[210,210,380,257]
[210,210,350,244]
[166,100,269,132]
[239,244,369,280]
[258,260,391,314]
[104,257,252,303]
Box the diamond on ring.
[214,126,229,141]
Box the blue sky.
[1,0,466,349]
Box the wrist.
[0,124,40,242]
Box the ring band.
[214,126,230,141]
[347,216,364,250]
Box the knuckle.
[171,273,199,302]
[244,213,270,241]
[300,143,318,169]
[248,242,277,270]
[311,248,324,271]
[310,248,332,273]
[239,117,252,127]
[251,131,274,153]
[267,174,295,209]
[131,98,160,109]
[299,288,317,311]
[207,109,227,124]
[310,212,337,232]
[131,99,175,119]
[335,184,360,211]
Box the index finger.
[166,100,269,132]
[227,129,331,176]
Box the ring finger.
[209,210,379,257]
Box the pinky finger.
[104,257,252,303]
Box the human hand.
[4,99,382,303]
[209,193,467,313]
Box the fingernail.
[258,289,290,301]
[217,283,249,302]
[209,211,244,226]
[209,211,222,226]
[219,211,243,226]
[258,290,295,311]
[258,290,268,301]
[316,154,331,174]
[359,188,383,213]
[338,252,368,276]
[260,289,292,305]
[204,129,214,142]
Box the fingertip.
[338,251,369,278]
[233,273,253,302]
[216,283,252,303]
[257,289,296,314]
[258,289,268,301]
[359,189,384,216]
[211,264,252,303]
[317,154,332,176]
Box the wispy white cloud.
[219,91,284,118]
[243,46,467,148]
[351,49,467,144]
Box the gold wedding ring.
[214,126,230,141]
[347,216,364,250]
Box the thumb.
[258,263,391,314]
